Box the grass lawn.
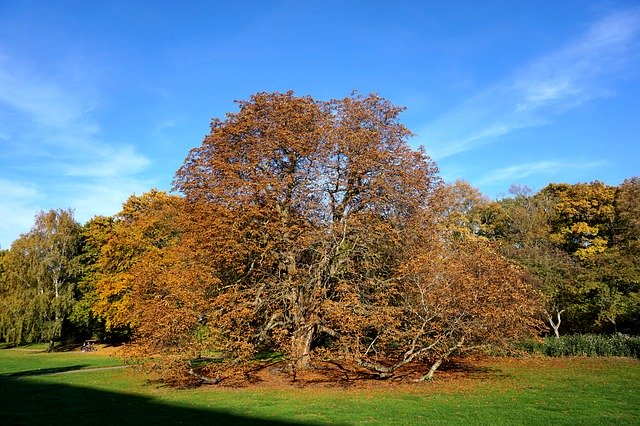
[0,343,124,376]
[1,346,638,425]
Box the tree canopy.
[0,209,82,350]
[473,181,640,336]
[123,92,543,385]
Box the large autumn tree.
[130,91,542,385]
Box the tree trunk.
[419,338,465,381]
[291,326,315,370]
[546,309,565,338]
[422,358,443,381]
[48,339,55,353]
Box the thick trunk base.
[290,327,315,371]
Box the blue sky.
[1,1,639,248]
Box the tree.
[500,186,580,336]
[542,181,616,260]
[68,215,116,340]
[614,177,640,251]
[584,177,640,333]
[91,190,183,337]
[166,91,440,375]
[480,186,593,336]
[130,91,542,385]
[477,180,640,336]
[0,209,82,350]
[435,180,490,239]
[540,180,640,334]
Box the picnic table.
[81,340,97,352]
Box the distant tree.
[539,180,639,334]
[436,180,490,239]
[91,190,183,337]
[542,181,616,260]
[500,186,580,336]
[0,209,82,350]
[614,177,640,251]
[471,186,586,337]
[585,177,640,333]
[68,215,116,340]
[482,180,640,336]
[0,249,8,342]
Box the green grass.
[0,344,123,376]
[1,347,639,425]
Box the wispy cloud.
[0,179,40,249]
[419,9,640,159]
[0,53,96,128]
[478,160,606,185]
[64,145,151,178]
[156,119,179,136]
[0,49,152,247]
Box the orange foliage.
[92,190,183,332]
[126,92,542,386]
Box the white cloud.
[418,9,640,160]
[478,160,606,185]
[0,55,95,128]
[64,179,154,225]
[64,145,152,178]
[0,48,154,248]
[0,179,41,249]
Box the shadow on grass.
[440,360,513,380]
[0,377,316,425]
[0,365,89,378]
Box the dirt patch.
[194,356,515,392]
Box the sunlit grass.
[1,347,639,425]
[0,345,123,376]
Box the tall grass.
[520,334,640,358]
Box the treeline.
[469,179,640,335]
[0,92,638,385]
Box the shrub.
[519,334,640,358]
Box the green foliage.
[0,209,83,348]
[520,334,640,358]
[479,179,640,337]
[67,216,116,340]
